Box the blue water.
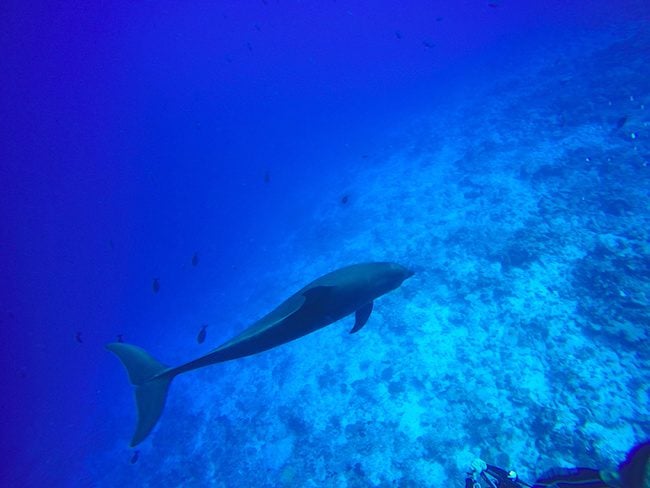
[2,1,649,486]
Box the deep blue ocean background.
[1,1,649,486]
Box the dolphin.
[107,262,414,446]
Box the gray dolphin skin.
[107,262,413,446]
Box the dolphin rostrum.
[107,262,414,446]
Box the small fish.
[616,116,627,129]
[264,170,271,183]
[254,23,261,32]
[192,252,199,267]
[422,40,435,49]
[152,278,160,294]
[130,450,140,464]
[487,2,499,7]
[117,334,124,343]
[436,16,443,22]
[340,194,350,205]
[75,331,83,344]
[197,324,208,344]
[395,30,402,40]
[246,41,253,52]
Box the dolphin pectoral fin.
[350,301,373,333]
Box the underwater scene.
[2,1,649,487]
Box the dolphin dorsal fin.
[350,301,373,333]
[302,285,336,302]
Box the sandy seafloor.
[88,25,649,487]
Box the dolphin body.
[107,262,413,446]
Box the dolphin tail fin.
[106,342,175,447]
